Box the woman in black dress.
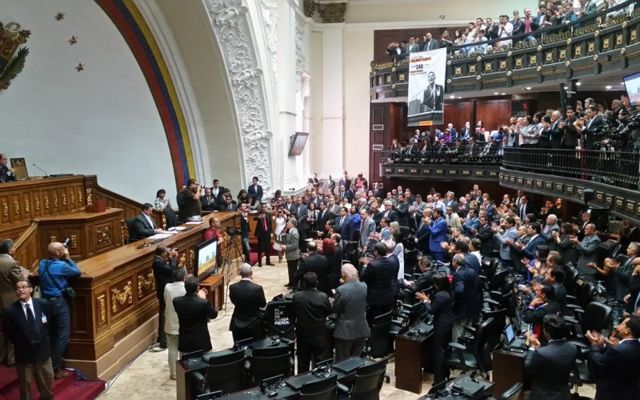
[416,273,455,385]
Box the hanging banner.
[407,47,447,126]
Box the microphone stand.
[32,163,49,177]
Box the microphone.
[32,163,49,177]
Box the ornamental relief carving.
[205,0,273,192]
[137,270,156,299]
[111,280,133,314]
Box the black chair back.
[581,301,612,332]
[251,347,292,384]
[474,317,495,374]
[368,311,393,357]
[264,300,295,339]
[125,218,135,243]
[300,375,338,400]
[499,382,523,400]
[204,355,246,394]
[350,360,387,400]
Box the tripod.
[220,233,244,311]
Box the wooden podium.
[199,274,225,311]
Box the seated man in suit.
[173,277,218,354]
[587,315,640,400]
[0,154,16,182]
[523,285,561,343]
[228,264,267,342]
[292,272,331,373]
[3,279,53,400]
[129,203,163,241]
[524,314,578,400]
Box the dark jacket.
[229,279,266,330]
[452,265,478,319]
[292,288,331,338]
[295,252,332,294]
[360,257,396,306]
[590,339,640,400]
[524,339,578,400]
[254,213,273,239]
[130,213,157,241]
[425,290,455,334]
[3,298,51,364]
[173,293,218,353]
[152,255,177,299]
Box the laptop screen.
[505,324,515,343]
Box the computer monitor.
[505,323,515,343]
[194,238,217,278]
[623,71,640,105]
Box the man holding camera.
[152,246,179,349]
[181,179,202,221]
[37,242,81,379]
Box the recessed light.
[457,96,462,99]
[500,92,506,96]
[525,87,532,90]
[605,85,612,90]
[449,95,456,99]
[563,86,568,90]
[576,82,582,87]
[493,92,499,95]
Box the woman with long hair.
[416,273,455,385]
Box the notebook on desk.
[332,357,365,374]
[504,323,527,350]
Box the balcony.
[500,147,640,223]
[370,0,640,100]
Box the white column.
[320,24,345,178]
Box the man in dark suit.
[210,179,227,207]
[524,314,578,400]
[559,107,580,149]
[152,246,178,348]
[294,241,331,294]
[523,285,561,343]
[129,203,163,241]
[229,264,266,342]
[173,277,218,354]
[422,71,444,111]
[317,202,336,236]
[254,204,274,267]
[587,316,640,400]
[335,207,353,244]
[293,197,309,250]
[581,105,605,150]
[571,223,601,281]
[451,253,479,336]
[200,187,218,212]
[3,280,53,400]
[361,242,396,325]
[292,272,331,373]
[519,222,546,260]
[247,176,263,203]
[333,264,370,361]
[380,200,398,222]
[517,195,535,221]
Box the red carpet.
[0,366,105,400]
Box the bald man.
[229,264,267,341]
[37,242,81,378]
[333,264,370,361]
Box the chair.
[367,311,393,358]
[580,301,612,332]
[300,374,338,400]
[264,300,295,339]
[337,359,387,400]
[125,218,135,243]
[202,349,247,394]
[250,346,293,385]
[446,317,494,375]
[498,382,523,400]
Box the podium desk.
[395,330,433,394]
[491,349,526,400]
[199,274,224,311]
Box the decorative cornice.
[205,0,273,191]
[257,0,278,87]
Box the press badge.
[41,315,47,324]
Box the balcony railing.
[384,143,503,165]
[502,147,640,190]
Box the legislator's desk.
[491,349,526,400]
[395,324,434,394]
[64,211,240,380]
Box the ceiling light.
[563,86,568,90]
[449,95,456,99]
[457,96,462,99]
[493,92,499,95]
[605,85,612,90]
[575,82,582,87]
[500,92,506,96]
[525,87,532,90]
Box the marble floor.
[97,258,596,400]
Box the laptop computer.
[504,323,528,350]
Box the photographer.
[152,246,178,349]
[38,241,81,379]
[181,179,202,221]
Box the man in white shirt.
[496,15,514,48]
[164,268,187,380]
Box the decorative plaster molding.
[205,0,273,191]
[134,0,211,183]
[295,13,306,74]
[257,0,279,87]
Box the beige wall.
[310,31,324,175]
[343,28,374,177]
